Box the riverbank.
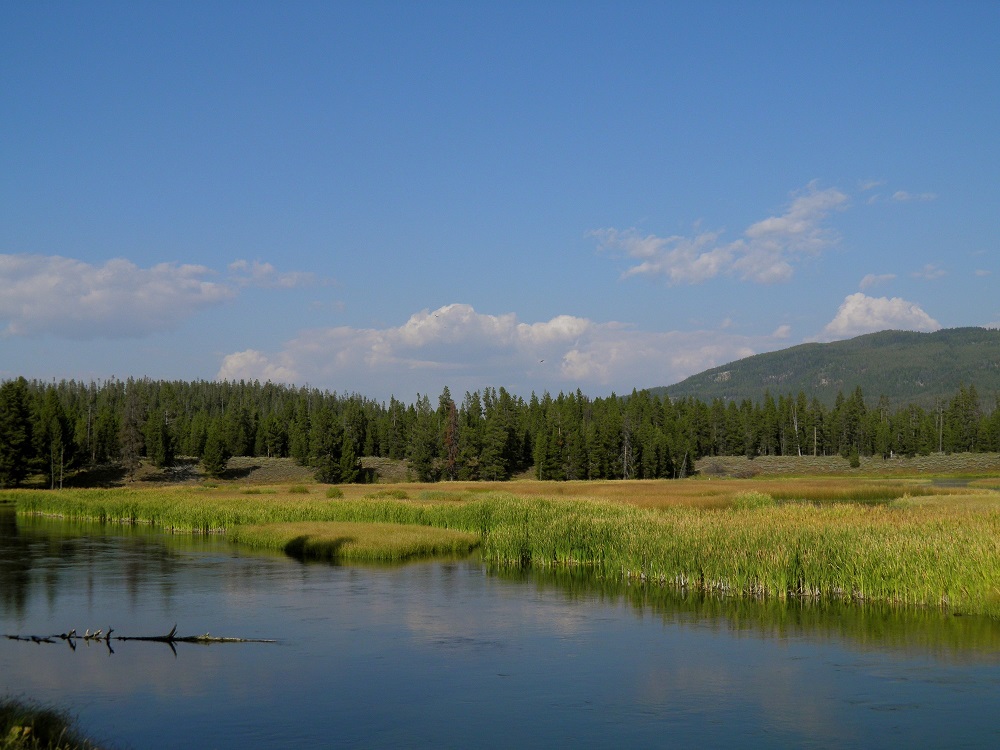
[4,479,999,617]
[0,696,99,750]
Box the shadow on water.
[491,564,1000,661]
[282,534,350,561]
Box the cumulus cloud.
[912,263,947,280]
[0,253,314,339]
[821,293,940,339]
[217,303,783,398]
[594,183,847,285]
[0,254,235,338]
[859,273,896,290]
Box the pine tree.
[0,378,33,488]
[407,394,439,481]
[143,408,175,468]
[120,380,146,480]
[309,405,343,483]
[201,420,231,478]
[339,431,359,483]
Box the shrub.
[289,485,310,494]
[325,487,344,499]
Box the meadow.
[4,471,999,617]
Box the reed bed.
[228,521,479,562]
[6,485,1000,616]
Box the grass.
[697,453,1000,478]
[5,477,1000,616]
[229,521,479,561]
[0,697,97,750]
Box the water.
[2,508,999,749]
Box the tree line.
[1,377,999,488]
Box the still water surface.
[2,509,999,749]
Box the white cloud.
[0,253,315,339]
[771,324,792,339]
[594,183,847,285]
[216,349,301,383]
[859,179,886,192]
[216,303,786,398]
[228,259,317,288]
[975,269,991,277]
[859,273,896,290]
[821,293,940,340]
[891,190,937,202]
[0,254,235,338]
[912,263,947,280]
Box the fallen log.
[5,624,276,653]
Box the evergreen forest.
[2,376,999,489]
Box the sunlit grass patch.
[730,491,776,510]
[229,521,480,562]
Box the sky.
[2,1,998,403]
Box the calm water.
[2,508,999,749]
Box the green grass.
[364,489,409,500]
[0,697,97,750]
[6,484,1000,616]
[229,521,480,561]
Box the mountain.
[653,327,1000,408]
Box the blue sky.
[2,1,998,402]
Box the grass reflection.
[498,565,1000,660]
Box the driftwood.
[4,625,275,655]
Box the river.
[2,508,999,749]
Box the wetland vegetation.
[0,697,98,750]
[5,471,999,617]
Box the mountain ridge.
[652,327,1000,408]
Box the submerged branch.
[4,624,276,652]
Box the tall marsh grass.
[6,485,1000,616]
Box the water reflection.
[495,565,1000,661]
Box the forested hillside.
[1,376,999,488]
[658,327,1000,408]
